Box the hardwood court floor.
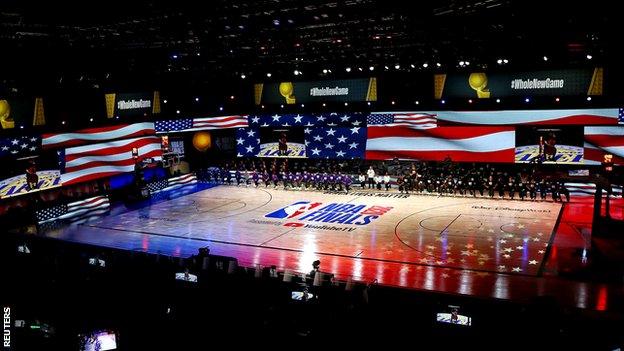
[58,186,562,276]
[44,185,624,310]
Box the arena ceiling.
[0,0,619,83]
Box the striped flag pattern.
[583,126,624,165]
[42,123,156,149]
[60,136,163,185]
[435,108,621,126]
[147,173,198,194]
[368,112,437,129]
[37,195,110,224]
[365,126,515,162]
[155,116,248,133]
[564,182,623,198]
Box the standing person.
[367,166,376,189]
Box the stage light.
[524,98,530,103]
[176,110,181,114]
[369,66,375,71]
[441,100,446,104]
[62,121,66,125]
[301,104,305,107]
[196,52,201,57]
[459,61,465,66]
[358,67,363,71]
[280,104,284,108]
[219,106,224,111]
[436,62,441,67]
[410,64,416,69]
[240,74,246,79]
[90,118,94,122]
[294,70,300,75]
[115,116,119,119]
[20,125,23,129]
[322,69,328,74]
[391,100,395,105]
[345,67,351,72]
[468,99,473,103]
[230,95,235,100]
[497,59,503,64]
[394,64,400,69]
[163,99,168,104]
[322,103,326,107]
[465,61,470,66]
[266,73,272,77]
[586,54,593,60]
[195,97,200,102]
[422,63,429,68]
[367,102,371,106]
[496,99,501,103]
[261,105,265,109]
[415,100,419,105]
[344,102,348,106]
[172,54,178,59]
[555,97,560,102]
[587,96,592,101]
[503,59,508,64]
[543,56,548,61]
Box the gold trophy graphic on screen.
[279,82,296,104]
[0,100,14,129]
[468,73,490,98]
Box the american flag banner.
[305,127,367,159]
[42,123,156,149]
[36,195,110,224]
[60,136,163,185]
[366,126,515,162]
[148,173,198,194]
[235,128,261,157]
[619,108,624,124]
[0,135,41,158]
[435,108,621,126]
[368,112,437,129]
[564,182,623,198]
[155,115,248,133]
[247,113,367,128]
[583,126,624,165]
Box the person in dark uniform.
[278,132,288,156]
[558,181,570,202]
[518,179,527,200]
[497,176,506,198]
[486,175,495,198]
[26,162,39,190]
[252,170,260,187]
[550,180,559,202]
[528,179,537,200]
[539,179,548,200]
[263,171,271,187]
[507,176,516,200]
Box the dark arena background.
[2,1,624,349]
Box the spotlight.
[496,99,501,103]
[196,52,201,57]
[345,67,351,72]
[441,100,446,104]
[465,61,470,66]
[394,64,400,69]
[163,99,168,104]
[384,66,389,70]
[322,69,328,74]
[195,97,200,102]
[587,96,592,101]
[172,54,178,59]
[543,56,548,61]
[115,116,119,119]
[176,110,181,114]
[261,105,265,109]
[459,61,465,66]
[497,59,503,64]
[322,103,326,107]
[503,59,508,64]
[266,73,272,77]
[230,96,235,100]
[525,98,530,103]
[410,64,416,69]
[369,66,375,71]
[586,54,593,60]
[358,67,363,71]
[301,104,305,107]
[20,125,24,129]
[468,99,473,103]
[344,102,348,106]
[436,62,441,67]
[422,63,429,68]
[219,106,224,111]
[62,121,66,125]
[391,101,395,105]
[240,74,246,79]
[89,118,94,122]
[280,104,284,108]
[294,70,300,75]
[414,101,419,105]
[367,102,371,106]
[555,97,560,102]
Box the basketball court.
[45,185,563,277]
